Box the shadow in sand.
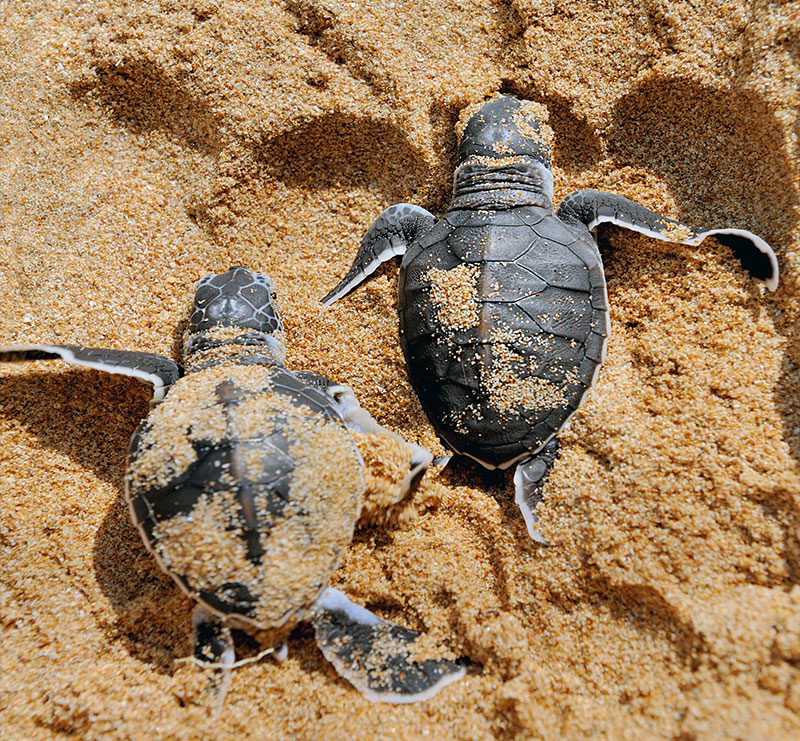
[74,56,224,157]
[257,112,432,206]
[170,316,190,368]
[94,494,194,674]
[608,78,796,245]
[424,100,467,212]
[291,620,331,672]
[586,574,708,671]
[436,456,527,611]
[0,366,192,673]
[0,368,149,484]
[608,76,800,583]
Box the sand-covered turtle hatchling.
[323,95,780,543]
[0,266,465,704]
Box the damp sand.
[2,1,800,738]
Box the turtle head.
[457,95,553,167]
[452,95,554,209]
[183,266,286,371]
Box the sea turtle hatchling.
[0,266,465,703]
[322,95,779,543]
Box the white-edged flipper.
[322,204,436,305]
[326,382,433,498]
[289,372,433,499]
[513,440,559,544]
[311,588,465,703]
[0,343,180,402]
[432,453,452,469]
[401,444,434,497]
[273,643,288,662]
[557,190,779,291]
[191,605,235,716]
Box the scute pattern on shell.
[398,204,609,469]
[126,363,365,629]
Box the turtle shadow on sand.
[608,76,800,584]
[73,56,224,158]
[94,495,195,675]
[0,368,192,674]
[498,78,605,173]
[606,76,796,335]
[76,45,435,238]
[0,369,149,486]
[255,112,433,206]
[607,78,796,246]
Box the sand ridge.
[1,0,800,738]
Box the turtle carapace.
[322,95,779,544]
[0,266,465,704]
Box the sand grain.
[2,0,800,738]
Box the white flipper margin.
[587,217,779,292]
[314,586,381,626]
[313,588,465,704]
[321,236,407,307]
[322,203,436,306]
[513,462,549,544]
[0,343,175,402]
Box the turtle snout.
[457,95,553,168]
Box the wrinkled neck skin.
[450,157,554,211]
[183,327,286,374]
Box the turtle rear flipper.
[557,190,779,291]
[190,605,235,716]
[322,204,436,305]
[0,343,180,401]
[513,440,559,545]
[311,588,465,703]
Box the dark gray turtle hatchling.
[322,95,779,543]
[0,266,465,703]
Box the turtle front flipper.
[322,204,436,305]
[311,588,465,703]
[286,371,432,504]
[0,343,180,402]
[514,440,558,545]
[325,381,433,499]
[557,190,779,291]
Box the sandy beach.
[2,0,800,738]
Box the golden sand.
[424,263,481,330]
[1,0,800,738]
